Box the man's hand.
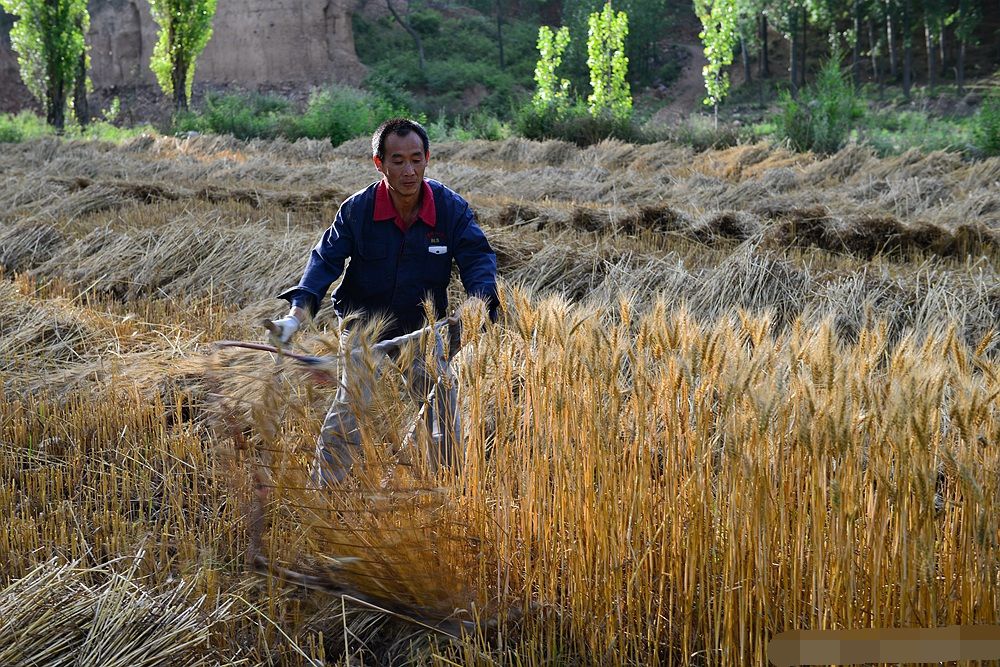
[269,313,301,345]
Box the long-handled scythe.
[215,316,471,635]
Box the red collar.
[374,180,436,232]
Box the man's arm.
[274,201,357,336]
[451,202,499,320]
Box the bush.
[972,92,1000,156]
[409,9,441,36]
[364,66,421,114]
[0,111,51,142]
[515,100,639,146]
[170,86,407,146]
[281,85,405,146]
[75,120,157,143]
[176,92,289,140]
[775,54,863,154]
[0,116,24,143]
[0,111,155,144]
[428,111,512,142]
[858,109,972,156]
[660,114,743,151]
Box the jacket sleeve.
[277,201,356,317]
[452,202,499,320]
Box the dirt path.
[652,43,708,124]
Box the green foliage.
[0,0,89,128]
[586,2,631,120]
[364,65,421,114]
[102,96,121,123]
[617,0,670,86]
[0,123,22,143]
[281,86,404,145]
[532,25,571,111]
[972,92,1000,157]
[171,87,405,146]
[858,108,973,156]
[427,111,512,142]
[775,53,863,154]
[560,0,668,90]
[354,10,532,119]
[70,119,157,142]
[409,9,441,36]
[663,113,744,151]
[0,111,154,143]
[514,101,563,140]
[0,112,31,142]
[173,92,289,139]
[149,0,218,108]
[516,98,636,145]
[695,0,739,111]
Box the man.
[272,118,498,484]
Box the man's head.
[372,118,431,199]
[371,118,429,162]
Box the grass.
[0,134,998,664]
[0,110,156,143]
[858,108,976,156]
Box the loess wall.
[1,0,365,111]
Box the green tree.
[952,0,980,94]
[696,0,739,124]
[532,24,571,110]
[618,0,668,84]
[922,0,946,94]
[0,0,88,131]
[149,0,217,112]
[385,0,425,75]
[763,0,805,94]
[560,0,665,88]
[586,2,630,119]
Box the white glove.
[269,314,300,345]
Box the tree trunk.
[800,7,808,88]
[885,0,898,79]
[71,14,89,128]
[938,15,946,77]
[73,48,89,127]
[387,0,425,74]
[495,0,505,70]
[925,15,937,94]
[741,35,752,86]
[172,55,188,112]
[902,0,912,99]
[46,84,66,132]
[789,10,800,96]
[869,16,884,97]
[852,0,862,88]
[759,13,770,78]
[45,30,67,133]
[957,38,966,94]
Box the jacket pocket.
[423,244,452,284]
[354,242,393,297]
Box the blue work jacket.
[278,179,498,339]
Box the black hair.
[371,118,430,160]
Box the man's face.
[374,131,429,198]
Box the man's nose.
[403,162,415,175]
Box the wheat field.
[0,134,998,665]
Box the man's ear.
[373,155,384,174]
